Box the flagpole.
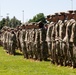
[71,0,73,10]
[22,10,24,24]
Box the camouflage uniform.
[10,30,17,55]
[46,23,54,58]
[19,29,27,58]
[51,22,56,64]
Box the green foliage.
[10,16,21,28]
[0,18,6,29]
[28,13,46,23]
[0,47,76,75]
[0,16,21,29]
[5,16,10,26]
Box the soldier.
[7,28,12,54]
[19,25,27,58]
[46,15,54,58]
[24,29,29,59]
[1,30,5,48]
[3,28,9,51]
[54,13,61,65]
[70,10,76,68]
[2,29,7,50]
[35,28,42,60]
[28,29,34,58]
[50,15,57,64]
[42,28,48,61]
[27,29,32,58]
[10,29,17,55]
[0,31,2,46]
[30,28,35,59]
[17,29,22,52]
[58,12,66,66]
[33,28,38,60]
[63,10,74,66]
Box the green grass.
[0,47,76,75]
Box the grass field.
[0,47,76,75]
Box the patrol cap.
[47,15,51,18]
[52,14,58,22]
[7,28,11,32]
[16,25,19,29]
[66,10,73,20]
[58,16,65,21]
[60,12,65,15]
[58,13,61,16]
[54,13,59,20]
[21,24,25,29]
[46,15,52,22]
[38,21,44,28]
[73,11,76,20]
[28,22,35,26]
[54,13,59,17]
[73,10,76,14]
[11,28,14,30]
[55,13,59,16]
[14,28,17,32]
[68,10,73,14]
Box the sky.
[0,0,76,22]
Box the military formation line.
[0,10,76,68]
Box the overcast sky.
[0,0,76,22]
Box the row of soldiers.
[0,10,76,68]
[16,23,48,61]
[46,10,76,68]
[0,22,48,61]
[0,27,17,55]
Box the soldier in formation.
[46,10,76,68]
[0,10,76,68]
[0,27,17,55]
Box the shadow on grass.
[15,52,23,56]
[44,59,50,62]
[46,59,50,61]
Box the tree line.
[28,13,46,24]
[0,16,21,29]
[0,13,46,29]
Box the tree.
[5,16,10,26]
[10,16,21,28]
[0,16,21,30]
[28,13,46,23]
[0,18,6,29]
